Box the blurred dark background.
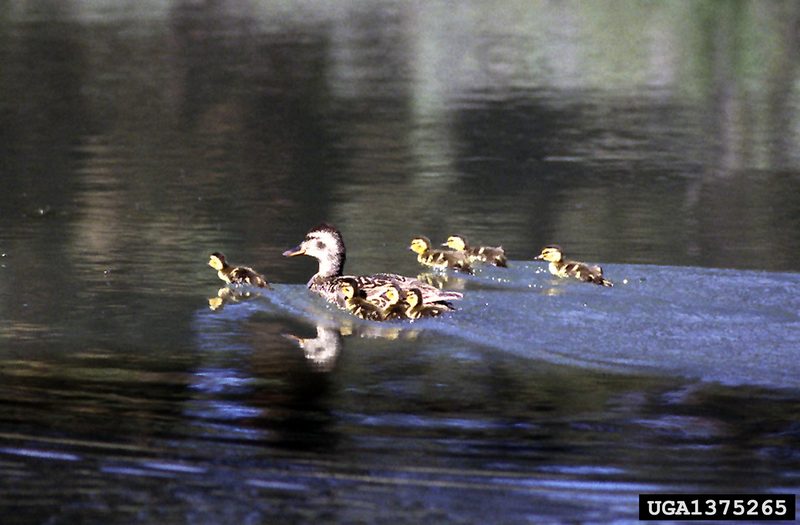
[1,3,799,523]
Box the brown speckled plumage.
[534,245,613,287]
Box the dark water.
[1,1,800,523]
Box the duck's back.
[371,273,462,304]
[560,261,613,287]
[468,246,507,267]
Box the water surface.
[1,1,799,523]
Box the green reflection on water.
[0,2,799,523]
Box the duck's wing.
[491,252,509,267]
[368,273,463,303]
[418,251,472,273]
[568,262,613,287]
[484,247,508,267]
[446,252,473,274]
[468,246,507,267]
[586,265,613,287]
[362,292,392,311]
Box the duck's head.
[404,288,422,308]
[383,283,403,306]
[283,223,346,277]
[535,245,563,263]
[409,236,432,254]
[443,235,468,251]
[208,252,226,270]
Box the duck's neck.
[311,251,345,283]
[405,303,419,317]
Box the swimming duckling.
[404,288,450,319]
[283,223,462,308]
[534,245,613,287]
[444,234,508,267]
[337,278,385,321]
[208,252,271,288]
[409,236,473,273]
[378,283,409,320]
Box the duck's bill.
[281,333,304,344]
[282,245,305,257]
[533,255,544,260]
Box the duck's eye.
[315,240,325,250]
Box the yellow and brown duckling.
[208,252,271,288]
[534,245,613,287]
[337,278,385,321]
[378,283,411,320]
[409,236,473,274]
[444,234,508,267]
[404,288,450,319]
[283,223,462,309]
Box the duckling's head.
[409,236,432,254]
[208,252,226,270]
[405,288,422,308]
[535,245,563,263]
[283,223,346,277]
[384,284,403,306]
[337,278,358,300]
[443,235,468,251]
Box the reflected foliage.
[1,1,800,523]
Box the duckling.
[378,283,408,320]
[208,252,271,288]
[337,278,385,321]
[283,223,462,308]
[444,234,508,267]
[534,245,613,287]
[409,236,473,273]
[404,288,450,319]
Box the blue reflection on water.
[195,263,800,389]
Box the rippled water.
[1,1,800,523]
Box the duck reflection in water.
[208,287,258,311]
[282,321,419,372]
[416,272,467,291]
[283,326,342,372]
